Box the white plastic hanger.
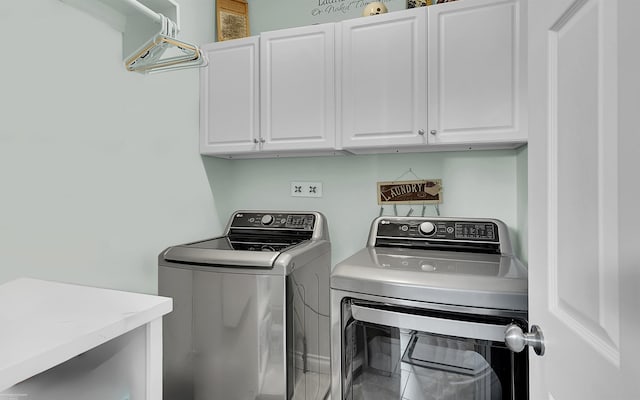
[125,14,208,73]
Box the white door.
[427,0,527,145]
[340,8,427,151]
[528,0,640,398]
[260,23,336,152]
[200,37,260,155]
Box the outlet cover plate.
[291,181,323,198]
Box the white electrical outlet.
[290,181,323,198]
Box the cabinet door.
[340,8,428,151]
[200,37,260,155]
[260,24,336,152]
[427,0,527,145]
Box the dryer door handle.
[505,323,545,356]
[351,304,507,343]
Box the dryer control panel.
[377,219,499,241]
[373,217,510,255]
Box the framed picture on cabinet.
[407,0,431,7]
[216,0,250,42]
[407,0,457,6]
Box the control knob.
[419,221,436,236]
[261,214,274,225]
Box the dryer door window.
[340,300,528,400]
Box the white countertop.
[0,278,172,391]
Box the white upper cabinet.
[340,8,428,151]
[427,0,527,145]
[340,0,527,152]
[199,0,528,158]
[200,37,260,155]
[260,24,336,152]
[200,25,337,157]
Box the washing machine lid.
[331,247,528,311]
[161,211,328,269]
[162,237,286,268]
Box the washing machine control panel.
[231,212,316,230]
[377,219,499,242]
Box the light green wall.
[0,0,223,293]
[203,149,527,266]
[0,1,528,295]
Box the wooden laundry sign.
[377,179,442,205]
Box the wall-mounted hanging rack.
[60,0,207,73]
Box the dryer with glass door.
[331,216,531,400]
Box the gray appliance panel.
[331,247,528,311]
[224,210,329,241]
[159,265,286,400]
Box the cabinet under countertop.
[0,278,172,395]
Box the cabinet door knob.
[253,138,259,144]
[418,129,425,136]
[259,138,266,143]
[430,130,437,135]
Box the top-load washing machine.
[159,210,331,400]
[331,216,534,400]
